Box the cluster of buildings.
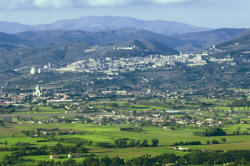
[0,83,248,108]
[55,53,208,75]
[25,44,241,79]
[51,50,237,78]
[30,62,56,75]
[23,104,232,128]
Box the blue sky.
[0,0,249,28]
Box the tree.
[51,143,64,154]
[63,159,76,166]
[135,140,141,147]
[211,140,220,144]
[83,157,99,166]
[141,140,149,147]
[115,139,128,148]
[205,127,227,136]
[100,156,112,166]
[0,120,5,127]
[111,156,125,165]
[221,138,227,144]
[78,146,88,153]
[151,139,159,147]
[129,139,136,147]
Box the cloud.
[149,0,191,4]
[0,0,193,10]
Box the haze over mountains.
[0,15,246,53]
[0,16,246,50]
[0,16,248,57]
[0,16,209,35]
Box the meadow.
[0,97,249,165]
[0,122,250,162]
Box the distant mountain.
[173,28,246,53]
[0,16,209,35]
[0,28,244,54]
[0,21,30,34]
[16,30,92,46]
[0,27,245,54]
[216,29,250,52]
[15,29,182,48]
[38,16,210,35]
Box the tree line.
[97,138,159,148]
[193,127,227,136]
[0,142,88,157]
[2,150,249,166]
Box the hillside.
[216,29,250,52]
[0,27,248,90]
[104,39,179,58]
[173,28,245,52]
[0,38,179,70]
[15,29,182,48]
[0,32,24,43]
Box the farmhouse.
[166,110,184,114]
[67,153,81,159]
[165,164,176,166]
[173,146,190,151]
[50,155,59,159]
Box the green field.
[1,123,248,144]
[0,97,249,165]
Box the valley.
[0,16,249,166]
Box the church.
[33,84,42,97]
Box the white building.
[30,67,36,75]
[67,153,81,159]
[33,84,42,97]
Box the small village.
[24,45,237,78]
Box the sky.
[0,0,249,28]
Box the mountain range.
[0,16,209,35]
[0,16,249,89]
[0,28,245,53]
[0,16,246,53]
[14,29,181,47]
